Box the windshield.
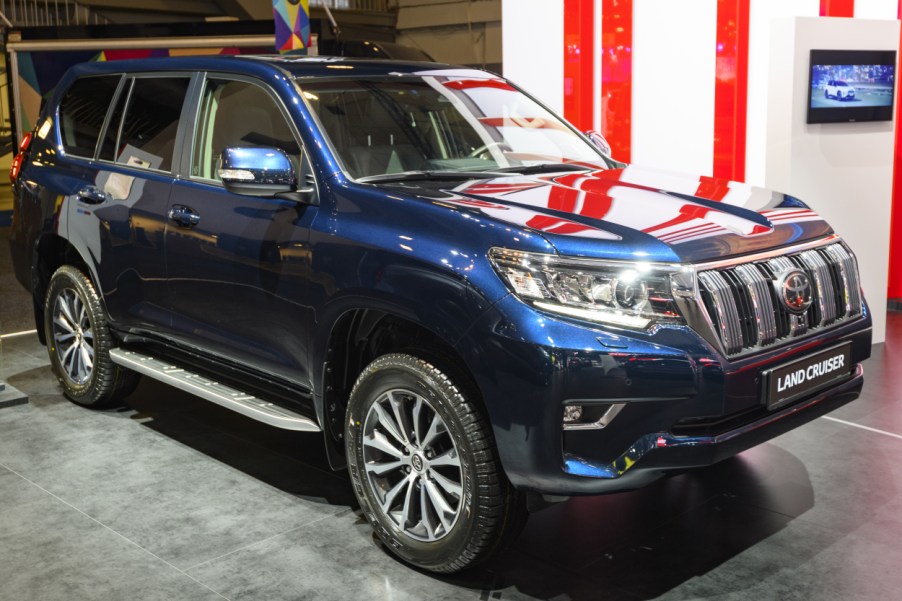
[299,74,610,180]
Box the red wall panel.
[564,0,595,131]
[713,0,750,182]
[601,0,633,162]
[890,4,902,298]
[820,0,855,17]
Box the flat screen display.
[807,49,896,124]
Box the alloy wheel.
[52,288,94,385]
[362,388,463,542]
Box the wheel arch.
[316,304,483,471]
[31,234,96,344]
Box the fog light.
[563,404,583,424]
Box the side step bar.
[109,349,321,432]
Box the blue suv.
[9,56,872,573]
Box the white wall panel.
[855,0,898,19]
[746,0,820,187]
[502,0,564,113]
[631,0,717,176]
[764,17,898,343]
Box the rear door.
[63,73,192,331]
[164,74,318,390]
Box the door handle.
[168,204,201,228]
[77,186,108,205]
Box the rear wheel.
[44,265,139,407]
[345,353,524,573]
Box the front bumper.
[457,294,871,496]
[561,363,862,492]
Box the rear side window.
[113,77,190,172]
[58,75,121,158]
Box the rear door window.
[113,77,190,172]
[58,75,122,158]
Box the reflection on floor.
[0,315,899,601]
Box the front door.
[164,76,317,389]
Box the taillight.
[9,132,33,184]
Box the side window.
[115,77,190,172]
[58,75,122,158]
[192,78,301,181]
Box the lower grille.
[696,242,862,356]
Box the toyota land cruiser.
[8,55,871,573]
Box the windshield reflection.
[299,73,610,180]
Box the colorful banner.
[273,0,311,54]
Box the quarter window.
[114,77,190,172]
[192,78,300,181]
[58,75,121,158]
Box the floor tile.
[187,511,480,601]
[0,496,225,601]
[0,465,46,511]
[0,393,348,571]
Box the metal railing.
[0,0,111,28]
[310,0,391,11]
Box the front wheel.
[345,353,524,573]
[44,265,139,407]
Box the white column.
[854,0,898,19]
[502,0,564,114]
[631,0,717,176]
[746,0,820,187]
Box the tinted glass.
[59,75,121,158]
[193,78,300,180]
[117,77,189,172]
[302,76,607,179]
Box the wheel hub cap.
[411,453,425,473]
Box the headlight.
[489,248,687,330]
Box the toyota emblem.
[775,269,813,313]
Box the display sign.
[807,49,897,124]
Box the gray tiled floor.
[0,317,900,600]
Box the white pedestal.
[764,16,899,344]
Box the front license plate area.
[762,342,853,411]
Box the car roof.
[68,54,495,80]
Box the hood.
[412,165,833,264]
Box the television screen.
[807,49,896,124]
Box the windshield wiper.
[486,163,593,175]
[357,170,508,183]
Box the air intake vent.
[696,243,862,357]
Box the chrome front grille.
[695,242,862,357]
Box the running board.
[109,349,321,432]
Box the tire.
[345,353,524,573]
[44,265,139,407]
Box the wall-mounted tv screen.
[807,49,896,124]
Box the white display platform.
[764,16,898,344]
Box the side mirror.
[219,146,297,197]
[584,130,612,157]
